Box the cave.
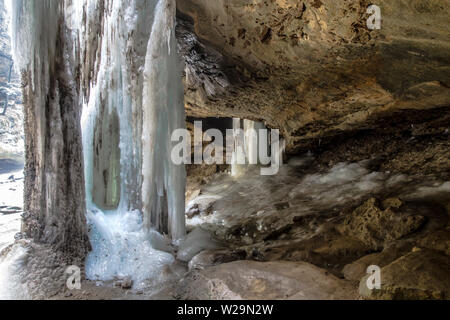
[0,0,449,303]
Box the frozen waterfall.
[10,0,187,289]
[79,0,186,286]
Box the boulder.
[359,248,450,299]
[178,260,358,300]
[188,249,246,270]
[279,233,373,277]
[342,241,414,281]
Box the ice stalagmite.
[142,0,186,241]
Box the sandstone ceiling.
[176,0,450,153]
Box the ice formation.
[85,209,175,286]
[0,244,30,300]
[79,0,186,284]
[177,228,221,262]
[187,157,450,235]
[142,0,186,241]
[9,0,187,288]
[231,118,284,177]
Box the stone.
[269,233,373,277]
[177,260,358,300]
[186,204,200,219]
[188,249,246,270]
[121,277,133,290]
[342,241,414,281]
[381,198,403,210]
[177,0,450,156]
[359,248,450,300]
[417,228,450,256]
[337,198,425,250]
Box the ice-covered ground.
[0,160,23,252]
[186,156,450,242]
[85,208,178,288]
[0,160,26,300]
[0,243,29,299]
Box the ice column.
[231,118,245,177]
[80,0,185,284]
[142,0,186,241]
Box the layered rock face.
[177,0,450,164]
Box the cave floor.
[180,157,449,299]
[1,156,449,300]
[51,280,176,300]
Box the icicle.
[10,0,187,288]
[244,119,267,165]
[81,0,186,285]
[142,0,186,241]
[231,118,246,177]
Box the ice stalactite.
[231,118,245,177]
[81,0,157,213]
[80,0,186,285]
[142,0,186,241]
